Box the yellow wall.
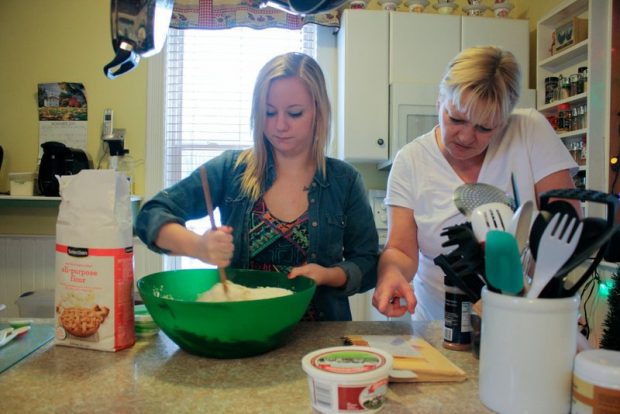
[0,0,147,194]
[0,0,564,234]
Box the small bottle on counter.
[443,276,472,351]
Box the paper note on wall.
[37,82,88,161]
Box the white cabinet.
[336,10,389,162]
[389,13,461,85]
[390,13,529,87]
[461,16,530,87]
[336,10,531,164]
[536,0,612,214]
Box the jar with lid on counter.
[572,349,620,413]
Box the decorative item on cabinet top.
[463,3,488,17]
[492,1,514,18]
[378,0,402,11]
[405,0,428,13]
[433,0,458,15]
[349,0,368,9]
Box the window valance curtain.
[170,0,341,30]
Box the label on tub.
[311,348,388,374]
[302,346,393,413]
[572,374,620,413]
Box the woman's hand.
[372,205,419,318]
[195,225,234,267]
[288,263,347,288]
[372,270,416,318]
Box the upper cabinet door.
[390,13,461,85]
[461,17,530,87]
[336,10,389,162]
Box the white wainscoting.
[0,235,161,318]
[0,235,55,317]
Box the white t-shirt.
[385,108,578,320]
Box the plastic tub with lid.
[9,172,35,196]
[302,346,393,414]
[572,349,620,413]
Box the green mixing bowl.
[137,268,316,358]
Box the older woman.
[136,52,378,321]
[372,46,578,321]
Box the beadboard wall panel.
[0,236,55,317]
[0,236,161,318]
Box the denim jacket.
[135,150,379,321]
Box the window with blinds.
[163,25,316,270]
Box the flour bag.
[55,170,135,351]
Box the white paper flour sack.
[54,170,135,352]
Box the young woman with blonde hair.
[137,52,378,321]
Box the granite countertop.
[0,320,490,413]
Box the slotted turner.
[470,202,514,243]
[453,183,514,217]
[526,213,583,299]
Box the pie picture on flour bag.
[58,305,110,338]
[55,170,135,351]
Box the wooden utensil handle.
[199,165,229,292]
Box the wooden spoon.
[199,165,229,294]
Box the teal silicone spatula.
[484,230,524,295]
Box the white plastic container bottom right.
[302,346,393,414]
[571,349,620,413]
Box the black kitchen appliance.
[38,142,91,196]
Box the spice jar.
[545,114,558,130]
[557,110,566,132]
[579,104,587,129]
[557,103,571,132]
[580,136,587,165]
[578,66,588,92]
[572,106,580,130]
[545,76,559,104]
[565,107,573,131]
[561,75,571,100]
[570,73,582,96]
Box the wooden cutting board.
[0,323,54,374]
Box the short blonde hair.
[237,52,331,200]
[438,46,521,128]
